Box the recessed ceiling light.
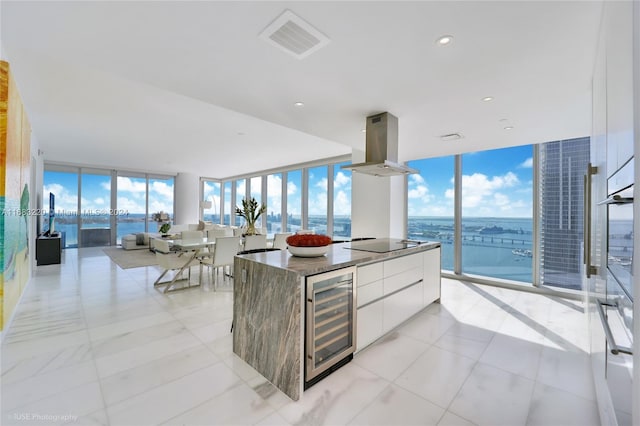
[504,126,514,130]
[436,35,453,45]
[482,96,493,102]
[499,118,508,122]
[294,102,304,107]
[440,133,463,141]
[237,132,245,136]
[360,129,366,133]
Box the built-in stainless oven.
[305,266,356,387]
[596,160,634,424]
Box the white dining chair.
[272,232,292,250]
[244,234,267,251]
[208,227,229,239]
[181,230,203,240]
[200,236,240,290]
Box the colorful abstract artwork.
[0,60,31,331]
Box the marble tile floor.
[1,247,600,426]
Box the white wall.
[389,174,406,238]
[0,7,5,61]
[30,136,44,271]
[174,172,199,225]
[350,149,407,239]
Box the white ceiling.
[1,1,602,179]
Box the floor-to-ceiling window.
[116,175,147,239]
[287,170,302,233]
[266,173,283,235]
[223,182,232,225]
[538,137,590,290]
[307,166,328,234]
[43,169,79,248]
[407,156,455,271]
[407,138,588,290]
[250,176,262,230]
[333,162,352,239]
[234,179,246,227]
[80,170,111,246]
[115,173,174,243]
[460,146,533,283]
[202,180,221,223]
[45,166,175,246]
[216,158,350,238]
[148,176,174,231]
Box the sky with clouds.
[408,145,533,218]
[43,172,174,218]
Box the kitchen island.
[233,238,441,400]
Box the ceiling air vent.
[259,10,330,59]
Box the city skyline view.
[40,138,586,291]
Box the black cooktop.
[346,239,420,253]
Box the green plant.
[159,223,171,234]
[235,197,266,235]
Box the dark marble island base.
[233,257,304,399]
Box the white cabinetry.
[356,247,441,351]
[357,302,384,350]
[356,262,384,349]
[423,247,441,305]
[605,0,634,175]
[383,253,424,332]
[382,282,423,333]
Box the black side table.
[36,233,62,265]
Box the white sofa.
[121,232,153,250]
[121,221,227,250]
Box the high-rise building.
[539,137,591,289]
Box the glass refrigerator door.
[306,267,356,381]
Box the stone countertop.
[236,238,441,276]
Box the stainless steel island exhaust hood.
[342,112,417,176]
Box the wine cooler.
[305,266,357,384]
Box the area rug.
[102,246,159,269]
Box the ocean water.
[408,216,534,283]
[45,214,155,247]
[52,214,537,284]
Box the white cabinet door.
[383,282,423,332]
[383,267,422,295]
[423,247,441,306]
[358,262,384,287]
[357,279,383,308]
[605,0,634,174]
[384,252,423,278]
[356,301,383,351]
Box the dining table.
[156,237,215,293]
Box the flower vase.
[244,223,257,236]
